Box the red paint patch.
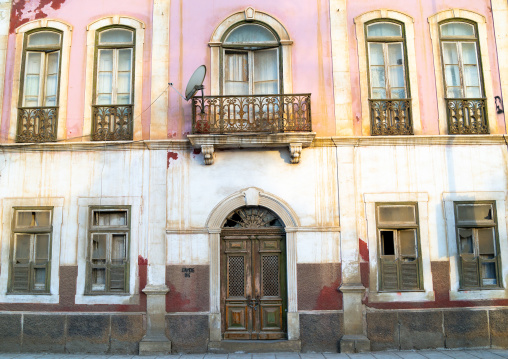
[167,151,178,167]
[137,255,148,266]
[193,148,201,155]
[10,0,66,34]
[359,238,369,262]
[315,278,342,310]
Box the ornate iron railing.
[446,98,488,134]
[369,99,413,136]
[16,107,58,143]
[92,105,133,141]
[192,94,311,134]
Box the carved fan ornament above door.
[223,207,284,229]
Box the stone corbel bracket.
[187,132,316,165]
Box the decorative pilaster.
[289,143,302,164]
[0,0,12,140]
[139,285,171,355]
[202,144,214,165]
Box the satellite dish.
[184,65,206,101]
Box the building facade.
[0,0,508,354]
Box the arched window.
[92,26,135,141]
[439,21,483,99]
[221,23,280,95]
[17,29,63,142]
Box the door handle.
[253,295,260,311]
[247,295,255,309]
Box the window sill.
[0,293,59,304]
[74,292,139,305]
[187,132,316,165]
[450,288,508,301]
[368,290,435,303]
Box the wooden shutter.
[380,258,398,291]
[12,266,30,292]
[461,257,480,288]
[109,264,126,291]
[400,261,419,290]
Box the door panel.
[222,232,286,340]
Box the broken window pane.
[481,262,497,286]
[111,234,126,264]
[35,234,49,263]
[34,268,46,289]
[94,211,127,226]
[91,234,107,264]
[92,268,106,291]
[457,204,492,223]
[458,228,474,254]
[381,231,395,255]
[15,234,31,263]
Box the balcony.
[16,107,58,143]
[92,105,133,141]
[446,98,488,135]
[189,94,315,165]
[369,99,413,136]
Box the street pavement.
[0,349,508,359]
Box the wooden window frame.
[454,201,502,290]
[376,203,423,292]
[365,20,411,101]
[18,29,63,108]
[220,22,282,95]
[8,207,53,294]
[438,20,485,99]
[93,26,135,106]
[86,206,130,295]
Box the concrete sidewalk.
[0,349,508,359]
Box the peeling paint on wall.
[10,0,66,34]
[167,151,178,167]
[359,238,369,262]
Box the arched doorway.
[221,206,287,340]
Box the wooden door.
[221,231,287,340]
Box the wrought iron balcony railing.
[192,94,311,134]
[446,98,488,134]
[92,105,133,141]
[369,99,413,136]
[16,107,58,143]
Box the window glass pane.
[389,66,405,88]
[458,228,474,254]
[388,43,403,66]
[91,234,107,263]
[34,268,46,289]
[390,88,406,99]
[441,22,475,37]
[447,87,462,98]
[24,52,42,106]
[442,43,459,64]
[117,73,131,97]
[112,234,126,263]
[369,43,384,66]
[35,234,49,262]
[225,24,276,43]
[94,211,127,226]
[225,52,249,95]
[367,22,402,37]
[370,67,386,88]
[465,87,481,98]
[478,228,496,257]
[17,211,33,227]
[371,88,387,99]
[463,66,479,87]
[99,29,133,44]
[378,205,416,224]
[399,229,417,257]
[44,52,60,106]
[445,65,461,88]
[117,49,132,72]
[380,231,395,255]
[28,31,61,47]
[457,204,493,223]
[97,50,113,104]
[15,234,31,263]
[98,50,114,72]
[16,211,50,227]
[481,262,497,285]
[462,43,478,65]
[254,49,278,95]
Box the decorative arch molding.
[206,187,301,342]
[428,9,498,134]
[8,19,73,141]
[354,9,422,135]
[83,15,146,141]
[208,8,293,95]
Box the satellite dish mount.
[169,65,207,114]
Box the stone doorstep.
[208,340,302,354]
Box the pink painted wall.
[166,0,336,138]
[0,0,153,141]
[346,0,506,135]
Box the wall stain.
[137,255,148,266]
[314,278,342,310]
[10,0,66,34]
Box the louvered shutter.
[400,261,419,290]
[12,265,30,292]
[461,257,480,288]
[380,258,398,291]
[109,264,126,291]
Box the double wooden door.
[221,230,287,339]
